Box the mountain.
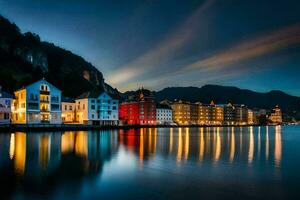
[122,85,300,119]
[0,15,119,98]
[153,85,300,119]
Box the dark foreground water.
[0,126,299,200]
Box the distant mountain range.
[0,15,119,98]
[124,85,300,119]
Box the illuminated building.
[223,103,235,125]
[156,103,173,125]
[119,88,156,125]
[171,100,190,125]
[190,103,198,125]
[197,102,210,125]
[61,97,76,123]
[269,105,282,124]
[197,101,223,125]
[75,90,119,125]
[247,109,254,125]
[11,79,62,124]
[0,86,13,124]
[234,104,248,125]
[119,101,139,125]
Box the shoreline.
[0,123,283,132]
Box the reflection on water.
[0,126,290,199]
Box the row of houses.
[0,79,282,125]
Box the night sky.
[1,0,300,95]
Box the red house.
[119,101,139,125]
[119,88,156,125]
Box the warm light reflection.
[39,135,51,170]
[14,132,26,176]
[75,131,88,157]
[239,127,243,154]
[274,126,282,167]
[199,128,204,161]
[229,127,235,162]
[61,132,75,154]
[177,128,182,162]
[258,127,261,160]
[248,127,254,164]
[169,128,173,153]
[154,128,157,153]
[266,126,269,160]
[214,127,221,162]
[9,133,15,160]
[139,128,144,163]
[184,128,189,161]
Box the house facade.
[171,100,190,125]
[11,79,62,124]
[61,97,76,123]
[0,86,13,124]
[156,104,173,125]
[75,91,119,125]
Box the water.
[0,126,299,200]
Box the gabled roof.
[15,79,61,92]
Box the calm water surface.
[0,126,299,200]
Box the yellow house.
[12,79,62,124]
[171,100,190,125]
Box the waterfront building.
[196,101,223,125]
[197,103,210,125]
[156,104,173,125]
[171,100,190,125]
[234,104,248,125]
[223,103,235,125]
[190,103,198,125]
[137,89,156,125]
[119,101,139,125]
[61,97,76,123]
[214,104,224,125]
[247,109,254,124]
[0,86,13,124]
[11,79,62,124]
[269,105,282,124]
[75,90,119,125]
[119,88,156,125]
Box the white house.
[0,86,13,124]
[156,104,173,125]
[75,90,119,125]
[61,97,76,123]
[12,79,62,124]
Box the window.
[92,114,94,119]
[83,104,85,110]
[69,105,72,110]
[65,105,67,110]
[91,105,95,110]
[91,99,95,103]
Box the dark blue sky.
[1,0,300,95]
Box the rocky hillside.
[0,15,119,98]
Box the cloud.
[107,0,214,86]
[182,23,300,73]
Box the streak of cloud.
[107,0,214,86]
[182,23,300,73]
